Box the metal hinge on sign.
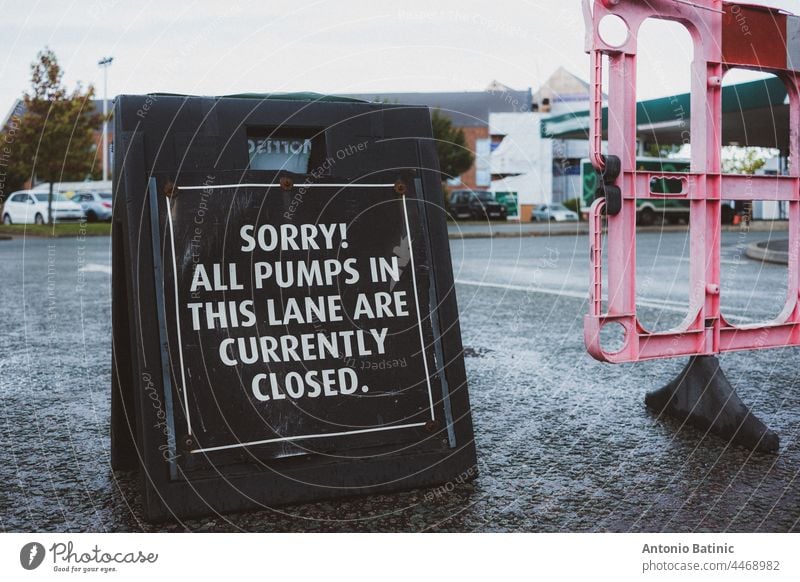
[594,154,621,215]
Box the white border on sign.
[165,207,193,436]
[179,183,396,190]
[163,184,436,454]
[402,193,436,420]
[184,421,430,454]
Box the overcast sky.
[1,0,797,118]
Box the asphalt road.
[1,228,798,532]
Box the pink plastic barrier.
[583,0,800,362]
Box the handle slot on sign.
[649,175,688,196]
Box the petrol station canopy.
[540,76,790,153]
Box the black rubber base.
[645,356,779,453]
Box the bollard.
[645,356,779,453]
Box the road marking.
[78,263,111,274]
[454,278,758,322]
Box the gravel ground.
[1,230,798,532]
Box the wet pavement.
[1,229,798,532]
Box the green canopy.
[541,76,789,151]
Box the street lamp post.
[98,56,113,182]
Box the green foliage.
[431,109,474,182]
[0,110,28,202]
[0,48,102,202]
[563,197,581,214]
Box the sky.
[1,0,798,119]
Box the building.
[488,68,600,221]
[488,112,550,220]
[8,88,538,193]
[533,66,598,116]
[344,84,533,191]
[4,71,788,223]
[541,74,793,219]
[2,71,593,220]
[3,69,591,219]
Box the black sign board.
[111,93,476,521]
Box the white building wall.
[488,112,553,208]
[474,138,492,187]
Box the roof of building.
[340,88,533,127]
[533,66,599,105]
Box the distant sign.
[247,134,312,173]
[494,191,518,219]
[111,93,476,520]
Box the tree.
[431,109,474,182]
[0,105,28,204]
[1,48,102,223]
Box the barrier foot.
[645,356,779,453]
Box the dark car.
[449,189,507,221]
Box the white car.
[531,203,579,222]
[71,191,113,222]
[2,190,85,225]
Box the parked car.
[449,189,507,220]
[635,201,736,226]
[2,190,84,225]
[531,203,579,222]
[71,191,113,222]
